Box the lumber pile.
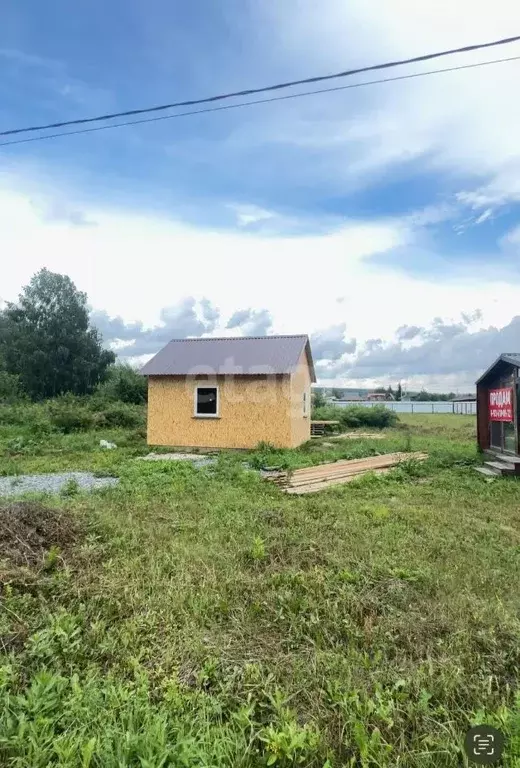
[310,420,340,437]
[266,452,427,494]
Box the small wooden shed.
[476,353,520,456]
[140,334,316,450]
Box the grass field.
[1,412,520,766]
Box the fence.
[331,400,477,415]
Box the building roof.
[476,353,520,385]
[452,394,476,402]
[367,392,394,400]
[140,334,316,382]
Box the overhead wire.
[1,33,520,139]
[1,54,519,148]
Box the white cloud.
[457,172,520,212]
[474,209,494,225]
[228,204,276,227]
[1,179,518,361]
[500,224,520,246]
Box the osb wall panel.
[289,349,312,447]
[147,374,294,449]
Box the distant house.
[140,335,316,450]
[366,392,394,401]
[452,394,476,402]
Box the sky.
[2,0,520,392]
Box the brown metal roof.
[140,335,316,381]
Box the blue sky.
[2,0,520,389]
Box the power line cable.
[1,34,520,138]
[1,54,518,148]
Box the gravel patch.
[137,452,216,467]
[0,472,119,498]
[330,432,385,440]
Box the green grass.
[0,424,145,475]
[2,413,520,765]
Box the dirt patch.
[0,500,78,571]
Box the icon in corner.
[464,725,505,765]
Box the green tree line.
[314,385,462,404]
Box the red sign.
[489,387,513,421]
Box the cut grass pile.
[0,501,78,572]
[1,412,520,765]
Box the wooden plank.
[285,457,428,488]
[270,452,427,489]
[287,452,425,480]
[275,455,426,486]
[286,468,392,494]
[292,454,400,476]
[485,450,520,464]
[474,466,498,479]
[287,471,377,488]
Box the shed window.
[303,391,308,417]
[195,387,219,417]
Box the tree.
[331,388,344,400]
[396,382,402,401]
[1,269,115,400]
[311,388,326,409]
[412,390,431,401]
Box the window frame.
[194,385,220,418]
[303,390,309,418]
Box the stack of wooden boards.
[310,420,340,437]
[265,452,428,494]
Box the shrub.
[0,402,54,434]
[249,442,292,470]
[312,405,343,422]
[0,371,24,403]
[340,405,398,428]
[29,415,55,437]
[4,437,36,456]
[93,403,144,429]
[312,404,398,429]
[47,398,94,433]
[0,404,30,426]
[60,478,80,497]
[95,363,147,405]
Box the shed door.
[490,413,516,452]
[490,421,502,450]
